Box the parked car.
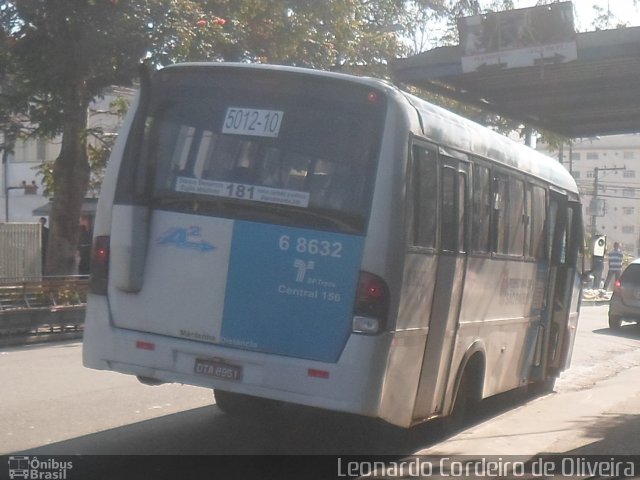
[608,259,640,329]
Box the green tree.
[150,0,414,75]
[33,96,130,198]
[0,0,233,274]
[0,1,156,274]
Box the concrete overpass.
[391,26,640,138]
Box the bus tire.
[608,314,622,330]
[527,377,556,396]
[444,369,481,434]
[445,374,469,433]
[214,389,280,417]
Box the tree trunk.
[44,90,90,276]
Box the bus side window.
[456,171,467,252]
[566,202,583,268]
[492,173,525,257]
[508,178,526,256]
[492,174,508,254]
[441,164,466,253]
[410,145,438,249]
[530,185,547,259]
[524,186,532,257]
[472,163,491,253]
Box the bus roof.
[161,61,396,90]
[400,92,579,194]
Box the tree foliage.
[146,0,416,75]
[6,0,611,275]
[0,0,428,275]
[4,0,620,278]
[0,0,158,274]
[33,96,129,198]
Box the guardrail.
[0,276,88,346]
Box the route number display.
[222,108,284,138]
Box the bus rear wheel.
[214,389,281,417]
[444,369,481,434]
[527,377,556,396]
[608,314,622,330]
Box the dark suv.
[608,259,640,329]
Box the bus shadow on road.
[16,404,446,455]
[593,323,640,340]
[17,387,544,456]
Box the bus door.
[534,192,581,381]
[413,155,469,419]
[562,200,584,369]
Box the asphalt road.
[1,305,639,460]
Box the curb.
[581,299,610,307]
[0,329,83,347]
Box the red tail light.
[90,235,110,295]
[614,279,622,289]
[352,271,389,334]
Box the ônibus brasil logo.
[8,456,72,480]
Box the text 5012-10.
[223,108,284,138]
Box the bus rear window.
[122,69,387,234]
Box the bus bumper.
[83,294,391,419]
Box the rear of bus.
[83,64,400,418]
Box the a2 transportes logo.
[8,456,72,480]
[157,226,216,253]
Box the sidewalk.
[417,358,640,456]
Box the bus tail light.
[352,271,389,334]
[90,235,110,295]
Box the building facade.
[539,134,640,257]
[0,86,136,224]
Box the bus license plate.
[194,357,242,381]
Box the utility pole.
[591,166,625,235]
[1,125,18,223]
[5,185,26,222]
[568,140,573,174]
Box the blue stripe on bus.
[220,221,364,362]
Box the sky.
[420,1,640,51]
[569,0,639,29]
[516,1,640,30]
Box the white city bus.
[83,63,583,428]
